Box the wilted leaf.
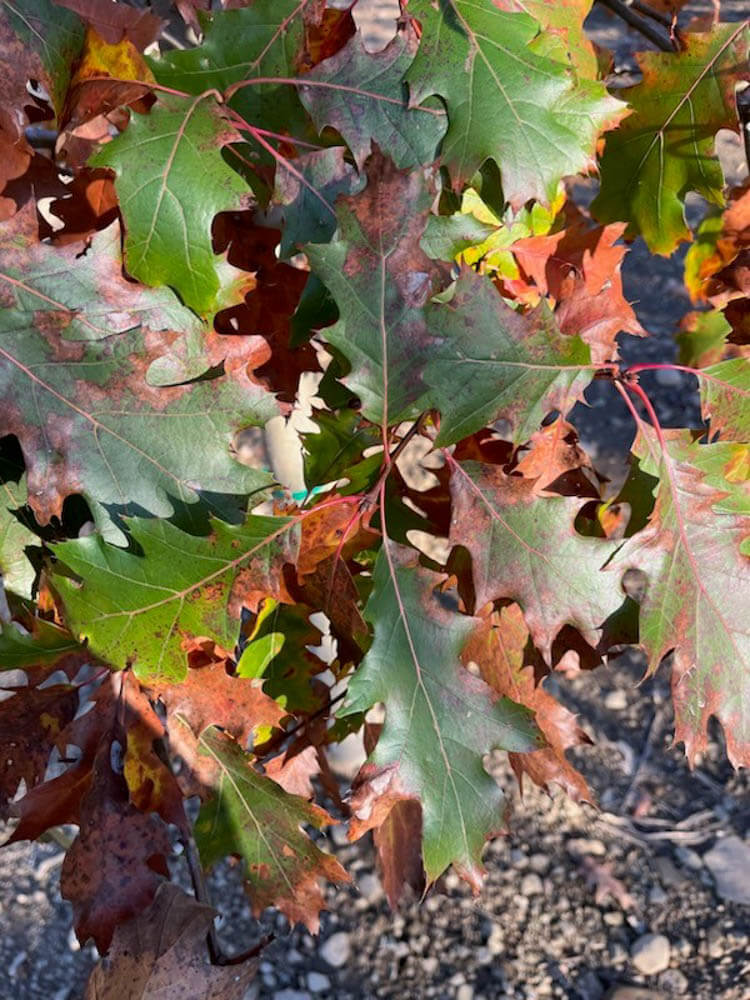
[592,25,750,254]
[52,513,297,681]
[343,542,542,889]
[507,218,644,364]
[195,726,349,932]
[0,671,78,812]
[405,0,625,203]
[609,429,750,766]
[465,606,591,801]
[84,883,256,1000]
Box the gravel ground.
[2,2,749,999]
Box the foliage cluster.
[0,0,748,992]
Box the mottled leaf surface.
[0,223,276,534]
[449,459,622,659]
[306,152,441,427]
[610,429,750,766]
[424,269,594,446]
[300,26,447,169]
[343,542,541,888]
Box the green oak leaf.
[273,147,365,256]
[420,213,498,261]
[0,215,277,539]
[498,0,598,80]
[424,269,594,446]
[0,455,36,599]
[195,726,349,932]
[405,0,625,203]
[677,308,732,368]
[449,459,623,659]
[698,358,750,441]
[0,222,200,345]
[342,541,542,888]
[609,429,750,766]
[0,618,83,670]
[299,26,447,170]
[301,408,381,497]
[148,1,315,161]
[306,152,442,428]
[51,513,298,682]
[592,25,750,255]
[91,94,250,314]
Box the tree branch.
[596,0,676,52]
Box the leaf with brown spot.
[61,738,171,952]
[299,24,447,170]
[0,216,277,537]
[448,458,623,660]
[84,882,257,999]
[424,269,594,447]
[464,606,591,802]
[156,659,285,794]
[0,0,84,215]
[122,678,188,833]
[194,726,349,932]
[0,674,79,814]
[61,26,155,131]
[609,428,750,767]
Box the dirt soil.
[1,2,749,999]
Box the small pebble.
[657,968,689,995]
[630,933,671,975]
[320,930,351,968]
[520,872,544,896]
[604,689,628,711]
[306,972,331,993]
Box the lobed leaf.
[91,94,250,314]
[52,513,298,682]
[405,0,625,204]
[610,429,750,765]
[195,726,349,932]
[592,26,750,255]
[343,542,542,889]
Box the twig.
[596,0,675,52]
[619,704,665,813]
[630,0,673,28]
